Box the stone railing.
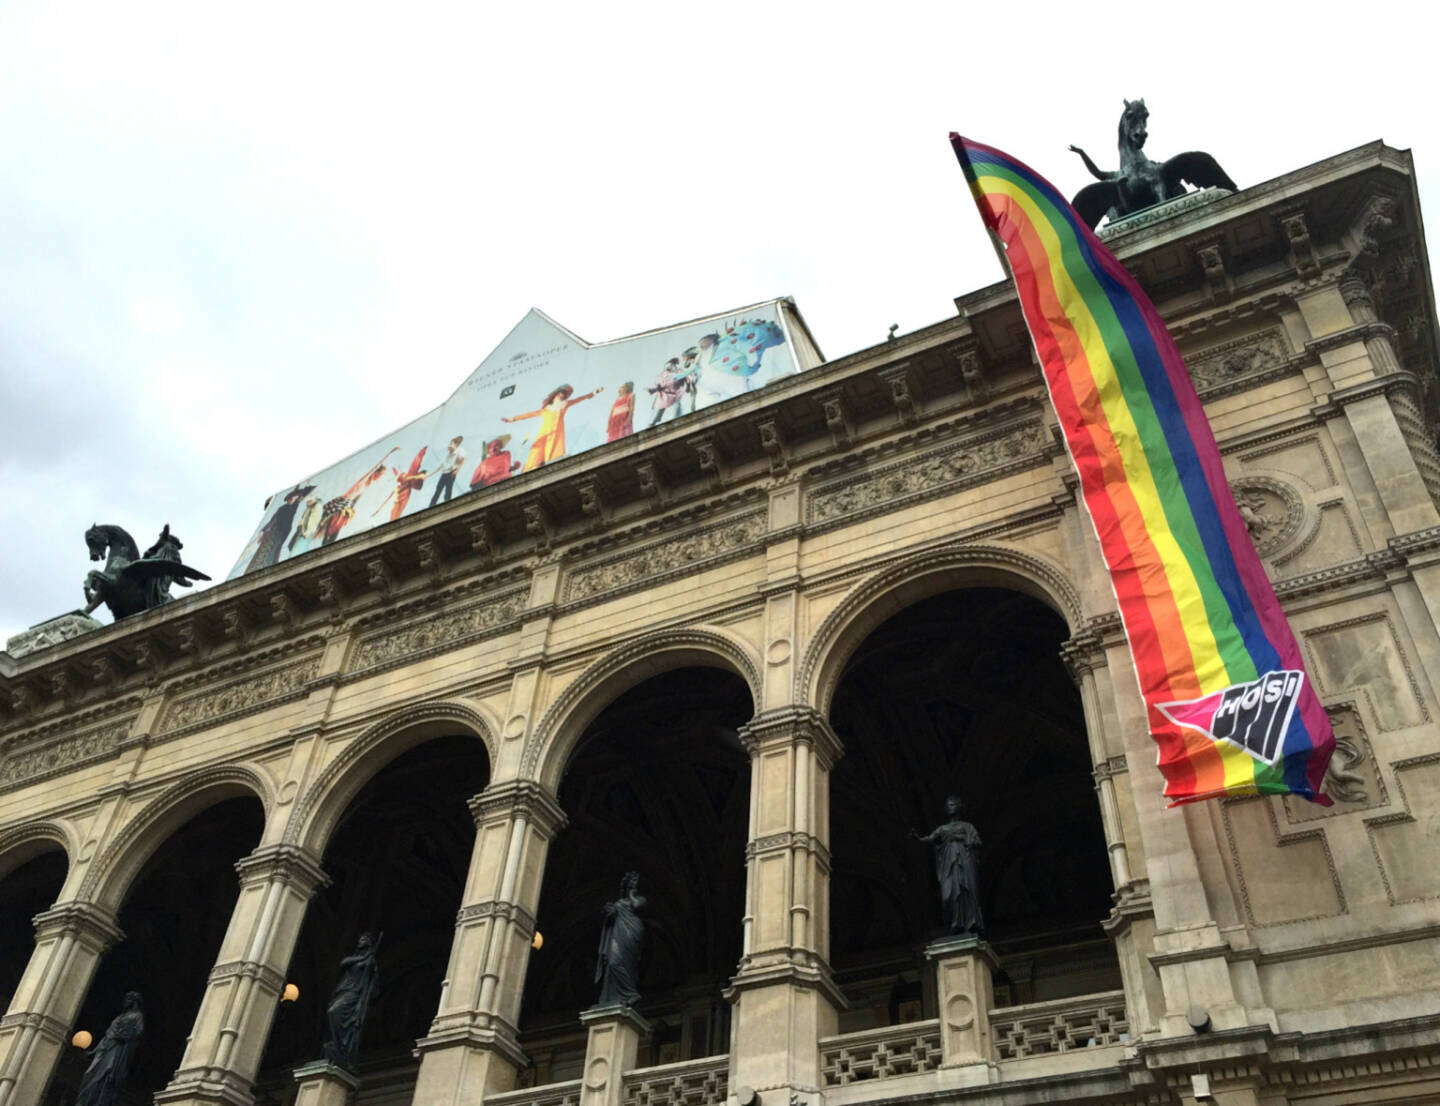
[989,990,1129,1061]
[819,1020,943,1087]
[621,1054,729,1106]
[487,1077,583,1106]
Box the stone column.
[0,901,123,1106]
[924,936,999,1067]
[578,1005,649,1106]
[156,844,329,1106]
[727,706,845,1106]
[412,780,566,1106]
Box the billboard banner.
[229,300,810,578]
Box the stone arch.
[524,626,762,791]
[287,697,500,855]
[0,820,74,884]
[798,542,1083,717]
[80,765,272,911]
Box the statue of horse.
[83,523,211,621]
[1068,99,1237,230]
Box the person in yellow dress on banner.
[503,383,603,472]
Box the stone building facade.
[1,140,1439,1106]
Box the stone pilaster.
[924,936,998,1067]
[727,706,845,1106]
[0,901,123,1106]
[578,1005,649,1106]
[155,845,329,1106]
[292,1060,358,1106]
[411,779,566,1106]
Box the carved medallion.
[1229,477,1303,557]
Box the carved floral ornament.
[807,421,1049,526]
[346,590,527,674]
[160,656,321,734]
[0,720,130,791]
[564,511,766,602]
[1184,328,1293,396]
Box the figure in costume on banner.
[246,485,316,572]
[318,449,399,546]
[503,384,603,472]
[372,447,429,521]
[913,796,984,936]
[595,872,645,1008]
[606,381,636,441]
[694,319,787,404]
[679,348,701,413]
[429,436,465,506]
[288,496,323,554]
[470,435,522,490]
[647,360,688,426]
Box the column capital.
[31,901,123,952]
[468,779,567,837]
[738,706,843,767]
[234,844,329,897]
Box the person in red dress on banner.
[606,381,636,441]
[469,435,521,490]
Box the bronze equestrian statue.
[1069,99,1237,230]
[82,523,210,621]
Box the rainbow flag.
[950,135,1334,806]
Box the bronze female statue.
[595,872,645,1007]
[75,991,144,1106]
[913,797,985,937]
[323,933,380,1071]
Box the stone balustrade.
[486,1077,583,1106]
[988,990,1129,1061]
[620,1054,728,1106]
[819,1020,943,1088]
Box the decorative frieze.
[0,720,130,790]
[347,591,526,674]
[1185,328,1293,397]
[160,657,320,734]
[565,511,766,602]
[807,420,1047,526]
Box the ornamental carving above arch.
[796,543,1083,717]
[0,820,75,881]
[78,764,272,908]
[283,698,501,852]
[521,626,763,788]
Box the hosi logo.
[1156,670,1305,765]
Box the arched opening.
[49,796,265,1104]
[827,588,1117,1031]
[0,843,68,1010]
[519,667,752,1082]
[253,732,491,1099]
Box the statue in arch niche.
[75,991,144,1106]
[913,796,985,937]
[1068,98,1237,230]
[594,871,645,1007]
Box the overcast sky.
[2,2,1435,647]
